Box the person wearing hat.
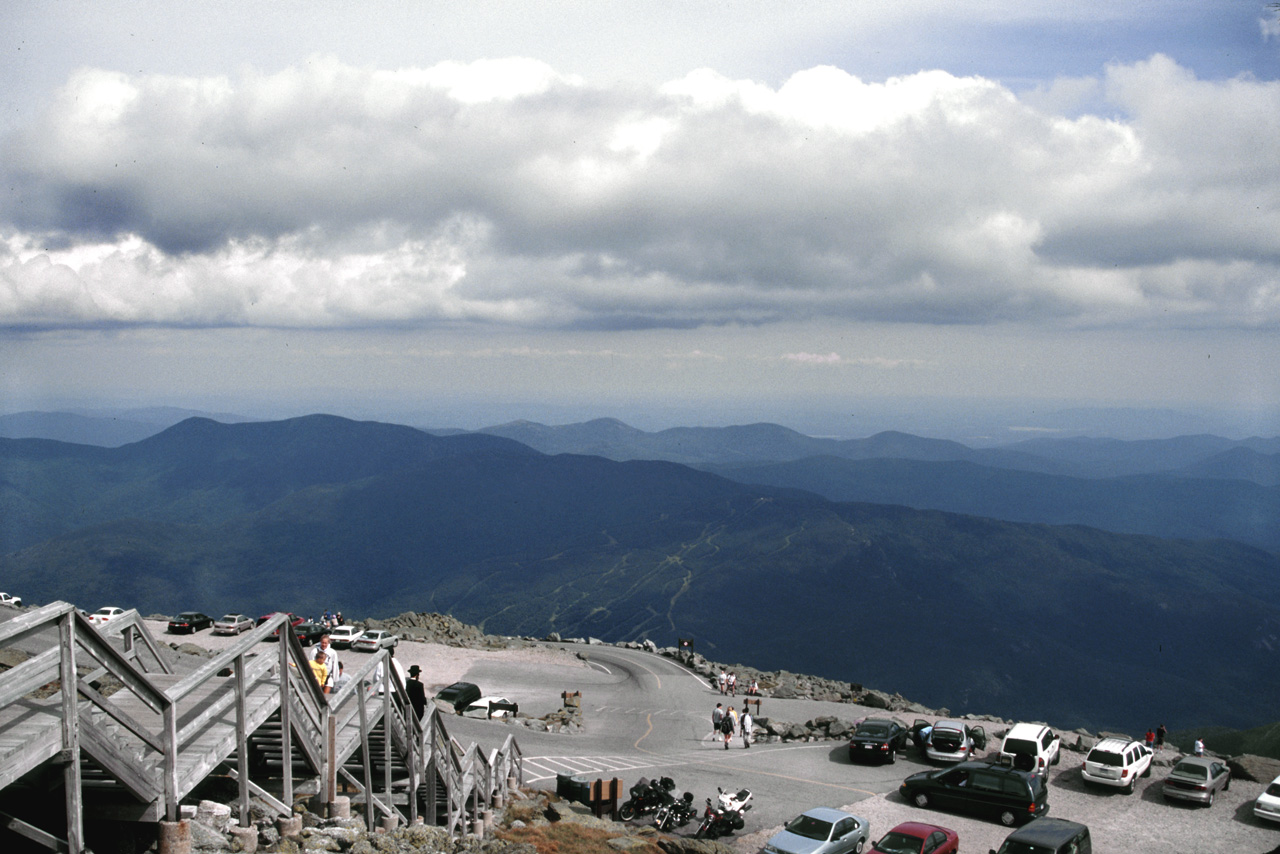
[406,664,427,720]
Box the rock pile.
[362,613,516,649]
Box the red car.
[870,822,958,854]
[259,612,305,638]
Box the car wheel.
[1142,764,1152,778]
[913,792,929,809]
[1052,751,1060,766]
[999,810,1018,827]
[1223,776,1231,791]
[854,839,865,854]
[1125,777,1136,795]
[888,748,896,765]
[1206,791,1215,807]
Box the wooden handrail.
[166,614,289,703]
[0,601,75,646]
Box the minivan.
[991,817,1091,854]
[900,761,1048,827]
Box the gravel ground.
[737,753,1280,854]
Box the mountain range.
[2,413,1279,737]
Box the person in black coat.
[406,664,427,720]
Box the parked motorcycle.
[694,787,753,839]
[618,776,676,821]
[654,791,697,831]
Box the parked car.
[1162,756,1231,806]
[763,806,870,854]
[434,681,482,713]
[0,592,22,607]
[213,614,255,635]
[924,720,988,764]
[258,612,303,627]
[327,625,363,648]
[87,606,127,627]
[462,697,519,719]
[999,723,1061,773]
[292,622,327,646]
[351,630,398,652]
[900,761,1048,827]
[850,717,912,765]
[1253,772,1280,823]
[869,821,958,854]
[990,817,1091,854]
[1080,737,1152,792]
[167,611,214,634]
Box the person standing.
[728,672,737,697]
[718,670,727,695]
[406,664,427,720]
[712,703,724,738]
[332,661,350,693]
[1156,723,1167,750]
[740,706,753,748]
[1145,728,1155,749]
[1194,737,1205,756]
[312,634,339,693]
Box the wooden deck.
[0,603,523,853]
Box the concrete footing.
[158,819,191,854]
[379,814,399,833]
[229,825,258,853]
[276,815,302,839]
[326,796,351,819]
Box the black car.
[991,818,1091,854]
[434,681,482,713]
[168,611,214,633]
[849,716,911,764]
[292,622,327,646]
[900,761,1049,827]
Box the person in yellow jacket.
[308,649,330,694]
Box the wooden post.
[234,653,251,827]
[589,777,620,819]
[382,663,392,820]
[58,612,84,854]
[356,684,374,831]
[163,702,179,821]
[323,709,337,815]
[278,628,293,811]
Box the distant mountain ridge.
[3,414,1280,737]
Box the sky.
[1,1,1279,440]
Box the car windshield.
[858,725,889,737]
[784,815,833,841]
[1004,738,1038,756]
[1086,749,1123,766]
[219,615,239,622]
[1174,762,1208,779]
[874,831,923,854]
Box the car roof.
[1005,818,1088,844]
[1007,722,1049,737]
[1174,756,1218,769]
[934,719,965,729]
[888,821,953,838]
[798,807,860,823]
[1092,737,1140,752]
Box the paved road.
[445,643,924,836]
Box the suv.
[991,817,1091,854]
[925,719,988,763]
[999,723,1062,773]
[434,681,482,714]
[900,760,1048,827]
[1081,737,1152,793]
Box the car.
[990,817,1091,854]
[212,614,255,635]
[434,681,482,713]
[1080,737,1152,792]
[0,592,22,607]
[1162,756,1231,806]
[849,717,912,765]
[258,612,304,627]
[999,723,1061,773]
[1253,772,1280,823]
[326,625,363,648]
[291,622,327,646]
[87,606,127,626]
[763,806,870,854]
[462,696,519,719]
[167,611,214,634]
[351,630,398,652]
[924,720,988,764]
[900,761,1049,827]
[869,821,958,854]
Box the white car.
[351,630,398,652]
[1254,773,1280,823]
[462,696,518,719]
[327,625,363,648]
[87,606,127,626]
[924,719,987,763]
[1081,737,1152,792]
[0,592,22,607]
[999,722,1062,773]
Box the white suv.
[998,723,1062,773]
[1081,737,1152,793]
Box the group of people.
[1143,724,1169,751]
[305,633,349,694]
[716,670,759,697]
[315,610,344,629]
[712,702,754,749]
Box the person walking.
[718,670,727,695]
[740,706,753,748]
[728,672,737,697]
[712,703,724,738]
[406,664,427,720]
[720,708,735,749]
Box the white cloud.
[1,55,1278,333]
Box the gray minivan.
[991,817,1091,854]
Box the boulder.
[861,690,892,710]
[1228,754,1280,783]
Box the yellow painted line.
[636,714,655,751]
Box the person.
[1145,728,1155,749]
[720,707,735,749]
[312,634,339,693]
[740,706,753,748]
[1194,737,1205,756]
[1156,723,1167,750]
[332,661,351,693]
[712,703,724,737]
[308,649,330,694]
[406,664,427,720]
[728,672,737,697]
[748,679,759,696]
[718,670,727,695]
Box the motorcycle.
[694,787,753,839]
[654,791,697,831]
[618,776,676,821]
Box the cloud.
[2,55,1278,333]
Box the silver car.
[213,613,254,635]
[351,630,398,652]
[764,807,870,854]
[1162,756,1231,806]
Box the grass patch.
[497,823,664,854]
